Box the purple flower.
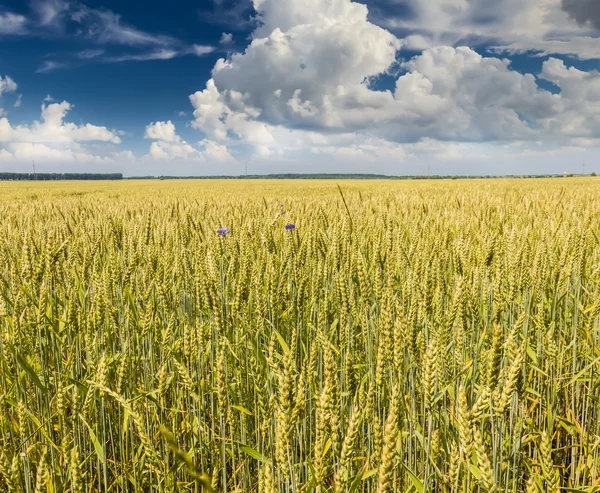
[218,227,231,237]
[285,223,296,231]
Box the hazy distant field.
[1,178,599,492]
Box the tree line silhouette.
[0,173,123,181]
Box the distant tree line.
[0,173,123,181]
[0,172,595,182]
[126,173,595,180]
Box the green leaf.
[322,438,332,457]
[361,468,378,480]
[402,464,424,493]
[526,345,538,365]
[348,463,368,493]
[469,463,484,481]
[567,356,600,386]
[273,329,290,356]
[556,415,579,435]
[15,352,46,392]
[240,445,271,464]
[160,426,214,490]
[80,416,106,464]
[232,405,253,416]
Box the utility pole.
[428,163,431,179]
[582,160,586,176]
[245,160,248,178]
[33,160,36,181]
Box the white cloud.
[192,45,216,56]
[144,120,234,162]
[30,0,68,28]
[390,46,560,142]
[0,11,27,35]
[104,46,215,63]
[4,3,210,67]
[0,99,126,168]
[495,37,600,61]
[144,120,203,160]
[220,33,233,45]
[518,145,586,157]
[77,49,105,59]
[378,0,600,60]
[189,0,401,151]
[106,49,179,62]
[0,76,18,119]
[540,58,600,102]
[202,139,234,162]
[145,120,178,142]
[312,138,408,162]
[112,149,136,163]
[1,142,111,163]
[184,0,600,165]
[14,94,22,108]
[36,61,67,73]
[0,100,121,144]
[538,58,600,137]
[0,75,17,96]
[72,7,176,47]
[148,139,201,160]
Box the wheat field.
[1,178,599,492]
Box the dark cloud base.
[562,0,600,30]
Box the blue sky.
[0,0,599,176]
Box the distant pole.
[33,160,36,181]
[245,160,248,178]
[582,160,586,176]
[428,163,431,179]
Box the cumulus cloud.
[189,0,401,149]
[0,99,124,166]
[538,58,600,137]
[184,0,600,164]
[148,139,200,160]
[390,47,561,142]
[0,101,121,144]
[145,120,179,142]
[202,139,234,162]
[0,142,112,163]
[144,120,233,162]
[190,79,275,145]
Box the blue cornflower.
[218,227,231,237]
[285,224,296,231]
